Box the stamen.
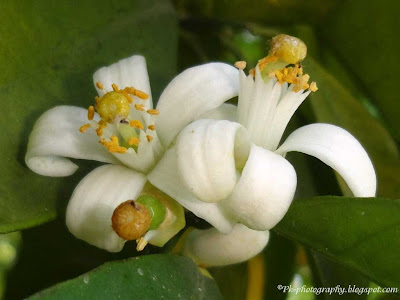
[95,96,101,104]
[234,61,247,70]
[111,83,119,91]
[136,237,148,251]
[96,81,104,90]
[309,82,318,92]
[135,104,145,111]
[79,123,91,133]
[147,124,155,131]
[123,87,149,100]
[128,137,140,146]
[96,120,107,136]
[124,93,133,104]
[146,135,153,142]
[99,136,127,153]
[87,106,95,120]
[147,109,159,116]
[129,120,144,130]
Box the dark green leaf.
[0,0,178,232]
[274,196,400,289]
[320,0,400,141]
[28,254,222,299]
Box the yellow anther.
[309,82,318,92]
[112,83,119,91]
[146,135,153,142]
[147,109,159,116]
[293,74,310,93]
[123,87,149,100]
[128,136,140,146]
[95,96,101,104]
[148,124,155,131]
[269,34,307,64]
[134,89,149,100]
[124,93,133,104]
[96,81,104,90]
[79,123,91,133]
[135,104,145,111]
[234,61,247,70]
[87,106,95,120]
[129,120,144,130]
[100,135,127,153]
[96,120,107,136]
[96,91,131,123]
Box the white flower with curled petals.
[148,35,377,266]
[25,55,239,252]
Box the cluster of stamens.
[237,34,318,93]
[79,82,159,154]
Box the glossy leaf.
[320,0,400,141]
[274,196,400,289]
[0,0,177,233]
[28,254,222,299]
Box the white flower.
[148,35,377,266]
[25,55,240,252]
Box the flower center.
[79,82,160,155]
[235,34,318,151]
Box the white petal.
[198,103,237,122]
[176,119,250,203]
[66,164,146,252]
[25,106,119,177]
[93,55,153,109]
[223,144,297,230]
[147,148,235,233]
[156,63,239,147]
[276,123,377,197]
[183,224,269,267]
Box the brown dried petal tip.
[111,200,151,240]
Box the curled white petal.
[156,63,239,147]
[66,164,147,252]
[25,106,119,177]
[148,148,235,233]
[276,123,376,197]
[176,119,250,203]
[223,144,297,230]
[198,103,237,122]
[183,224,269,267]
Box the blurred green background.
[0,0,399,299]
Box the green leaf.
[0,0,178,233]
[306,58,400,198]
[320,0,400,141]
[274,196,400,289]
[27,254,222,299]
